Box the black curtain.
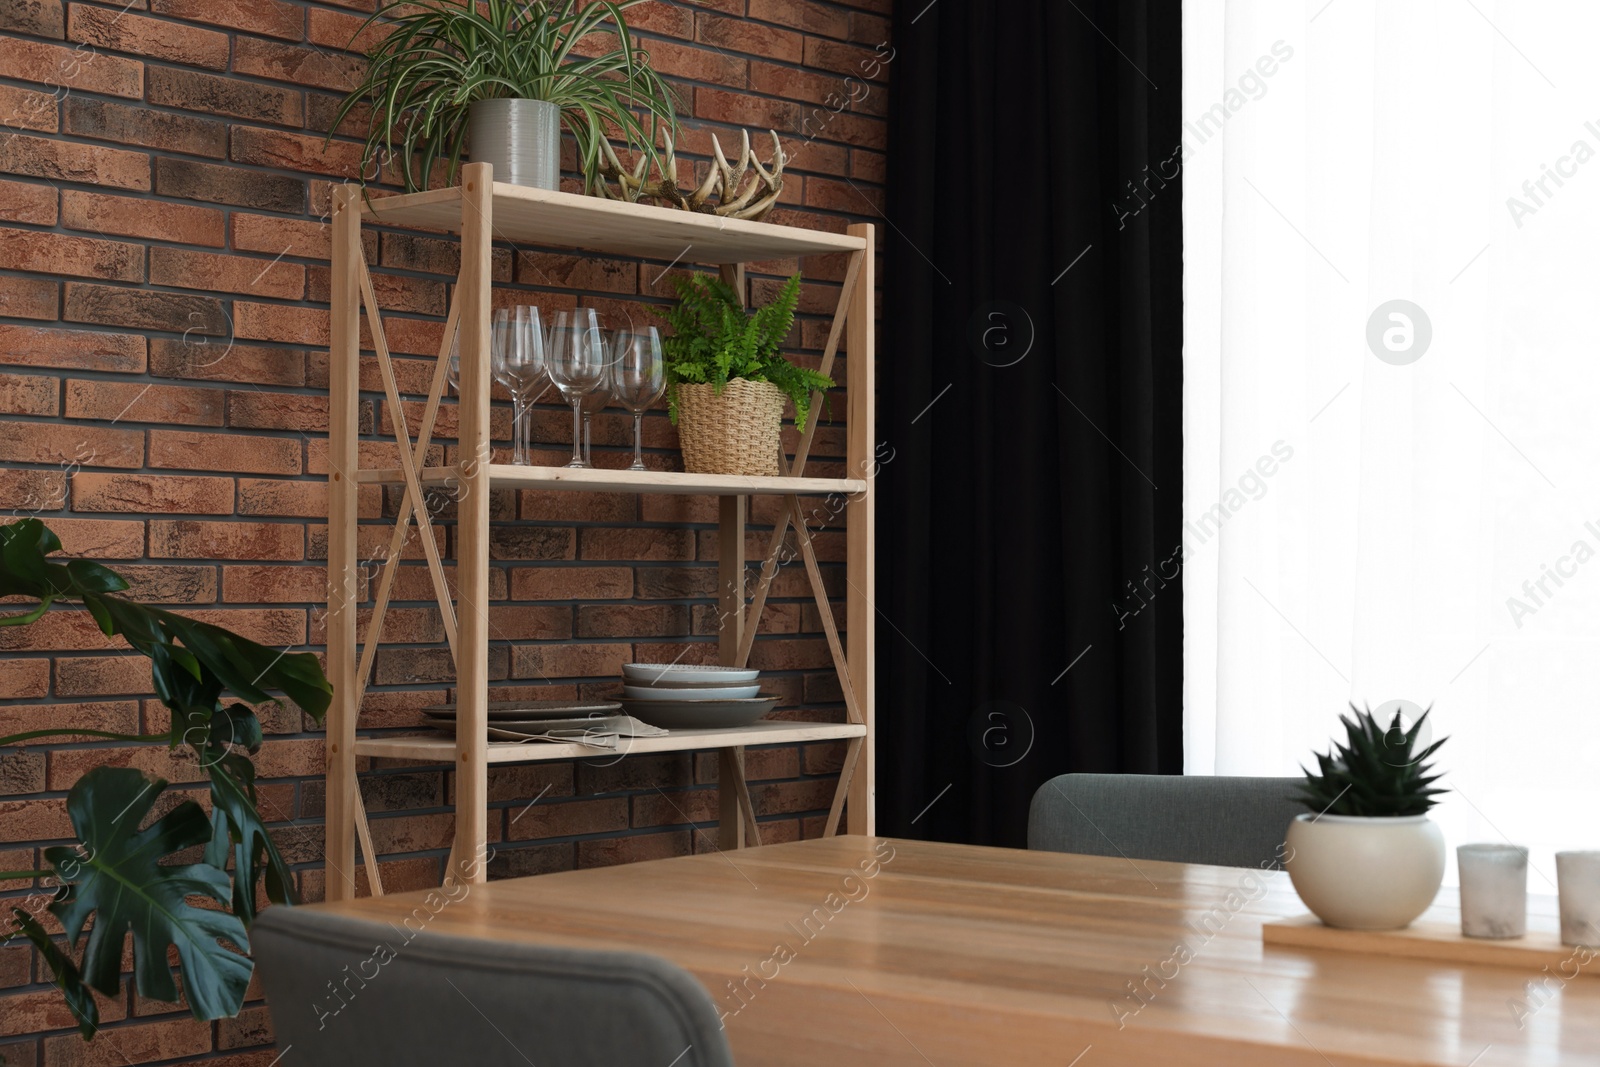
[877,0,1185,845]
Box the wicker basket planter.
[675,377,786,476]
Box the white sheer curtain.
[1184,0,1600,882]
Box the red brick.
[236,478,374,519]
[0,374,57,416]
[147,66,303,127]
[305,6,386,51]
[150,247,304,300]
[41,1015,212,1065]
[306,266,444,316]
[0,324,145,373]
[149,430,301,475]
[231,213,335,260]
[114,564,218,603]
[60,190,225,247]
[62,96,226,157]
[0,177,57,224]
[234,302,327,347]
[510,566,632,600]
[64,380,225,426]
[0,659,50,699]
[805,36,892,82]
[633,36,746,87]
[68,4,230,70]
[577,830,691,868]
[578,527,694,561]
[0,131,150,189]
[149,520,303,561]
[0,229,141,282]
[0,699,139,743]
[230,126,365,180]
[749,0,850,38]
[507,796,628,841]
[578,603,690,638]
[0,276,57,320]
[71,472,233,514]
[0,0,65,38]
[0,987,127,1041]
[151,0,303,40]
[27,517,144,558]
[0,420,143,468]
[696,12,803,63]
[0,82,59,132]
[0,36,143,98]
[630,786,718,829]
[153,158,304,213]
[511,642,629,681]
[227,390,338,434]
[233,37,365,93]
[63,282,227,336]
[222,565,334,604]
[149,338,304,388]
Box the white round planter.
[1284,813,1445,930]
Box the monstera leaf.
[46,768,252,1021]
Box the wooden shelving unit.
[323,163,875,899]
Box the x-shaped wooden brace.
[732,250,868,838]
[342,265,466,895]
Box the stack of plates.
[422,700,623,743]
[618,664,777,730]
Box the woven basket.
[675,378,786,477]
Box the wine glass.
[546,309,605,468]
[612,326,665,472]
[580,341,617,466]
[491,306,546,465]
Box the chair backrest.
[1027,773,1304,869]
[253,905,735,1067]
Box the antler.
[595,128,785,221]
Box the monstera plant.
[0,518,332,1039]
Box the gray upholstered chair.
[253,906,735,1067]
[1027,773,1303,869]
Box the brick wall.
[0,0,890,1061]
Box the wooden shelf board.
[358,182,866,263]
[354,720,867,765]
[1262,912,1589,975]
[355,463,866,497]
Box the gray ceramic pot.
[469,98,560,190]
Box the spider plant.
[332,0,679,193]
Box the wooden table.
[313,837,1600,1066]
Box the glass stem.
[631,413,645,470]
[511,395,526,465]
[583,414,593,466]
[568,399,584,467]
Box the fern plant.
[661,273,834,430]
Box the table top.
[312,836,1600,1066]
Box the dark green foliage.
[0,518,332,1038]
[332,0,679,193]
[1297,704,1449,818]
[661,272,834,430]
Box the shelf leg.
[452,162,494,885]
[844,225,876,836]
[325,183,362,902]
[718,493,749,850]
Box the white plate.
[622,684,761,701]
[622,663,759,685]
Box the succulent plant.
[1297,704,1448,818]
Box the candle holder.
[1457,844,1528,939]
[1557,851,1600,948]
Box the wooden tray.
[1263,912,1597,974]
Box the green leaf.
[207,754,296,924]
[8,909,99,1040]
[46,768,252,1021]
